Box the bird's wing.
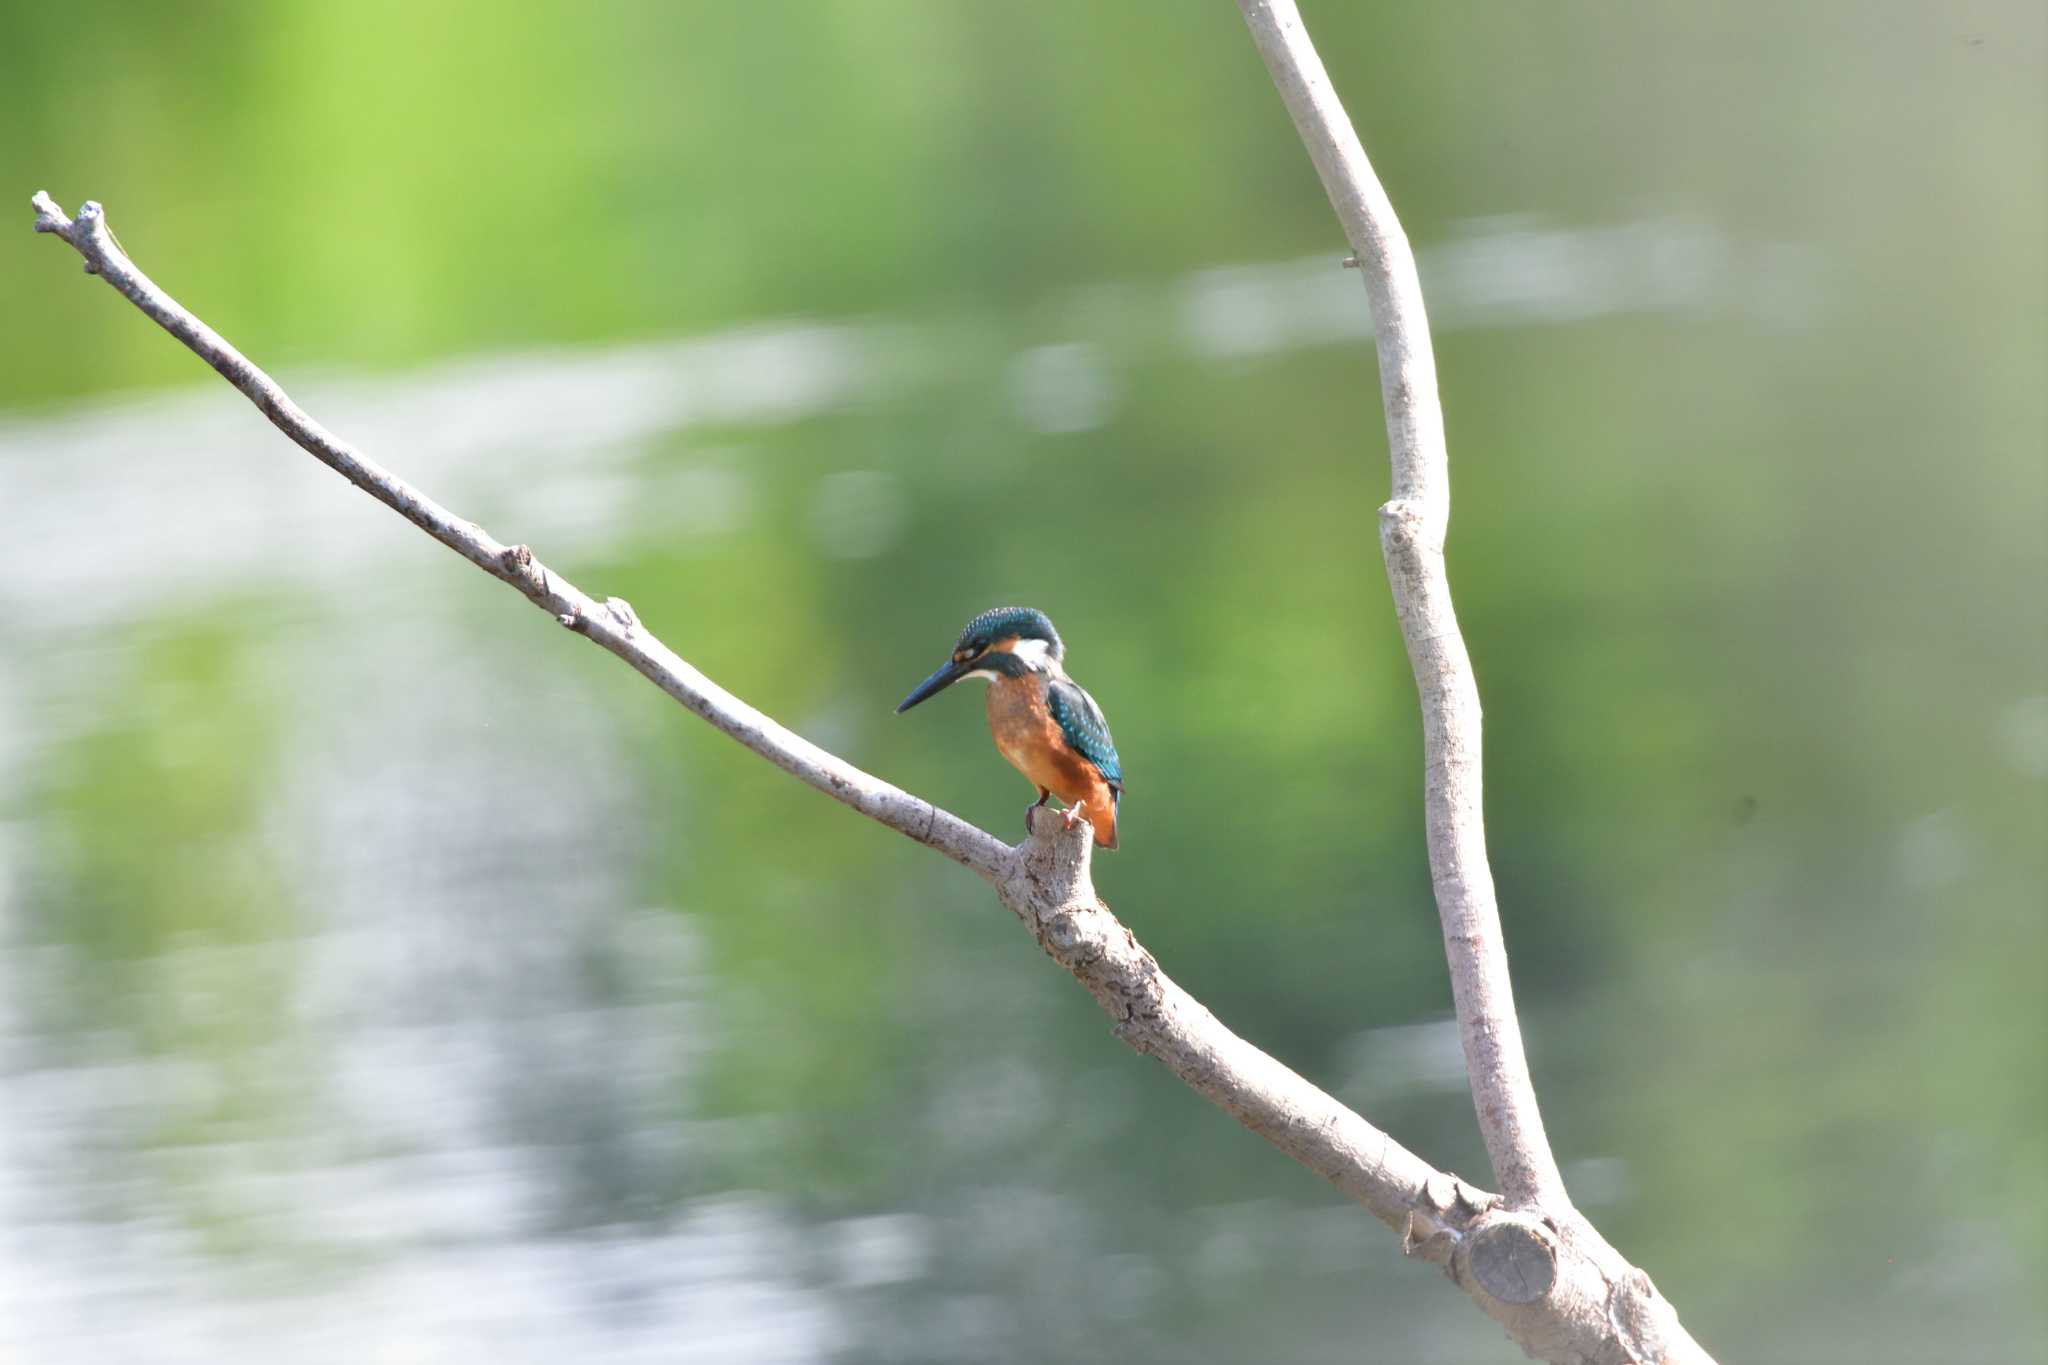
[1047,676,1122,793]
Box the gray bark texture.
[34,26,1714,1347]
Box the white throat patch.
[1009,638,1055,669]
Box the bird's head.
[896,606,1064,713]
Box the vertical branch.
[1229,14,1719,1359]
[1233,0,1565,1210]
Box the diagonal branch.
[29,183,1461,1227]
[32,184,1709,1362]
[29,193,1004,885]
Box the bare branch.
[32,174,1711,1360]
[1236,0,1558,1211]
[1233,3,1718,1362]
[28,184,1459,1246]
[30,193,1002,882]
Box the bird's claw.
[1025,800,1088,837]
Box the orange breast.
[985,674,1119,849]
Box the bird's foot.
[1025,791,1053,836]
[1026,801,1089,838]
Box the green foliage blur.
[2,3,2042,1361]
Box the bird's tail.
[1090,797,1119,852]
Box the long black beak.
[896,658,969,714]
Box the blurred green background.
[2,3,2043,1361]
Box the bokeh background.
[2,3,2043,1361]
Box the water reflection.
[0,619,812,1358]
[0,230,1583,1362]
[0,208,2036,1362]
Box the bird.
[895,606,1123,850]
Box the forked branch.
[33,144,1702,1365]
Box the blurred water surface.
[1,4,2043,1362]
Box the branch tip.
[31,190,69,235]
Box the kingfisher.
[896,606,1123,850]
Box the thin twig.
[29,193,1003,883]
